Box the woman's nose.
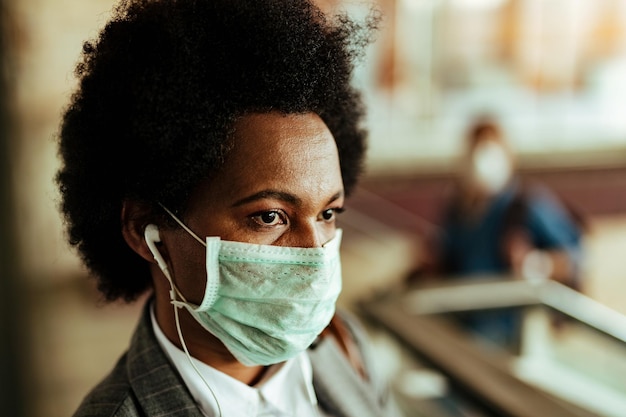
[282,222,333,248]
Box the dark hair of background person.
[466,116,503,147]
[55,0,379,303]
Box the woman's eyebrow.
[232,189,344,208]
[232,190,301,207]
[326,191,344,205]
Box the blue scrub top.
[438,179,583,351]
[441,179,582,280]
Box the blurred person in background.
[55,0,401,416]
[407,116,584,351]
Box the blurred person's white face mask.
[148,208,342,366]
[469,140,512,195]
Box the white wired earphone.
[143,224,223,417]
[144,224,171,278]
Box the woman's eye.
[251,210,286,227]
[320,208,344,222]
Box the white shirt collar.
[150,305,322,417]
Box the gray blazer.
[72,302,401,417]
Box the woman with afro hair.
[57,0,402,416]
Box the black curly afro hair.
[56,0,378,302]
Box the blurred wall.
[11,0,118,286]
[1,1,29,414]
[8,3,126,416]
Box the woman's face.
[160,111,345,304]
[461,134,513,196]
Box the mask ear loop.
[158,204,206,247]
[144,224,223,417]
[158,203,220,311]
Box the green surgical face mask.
[145,208,342,366]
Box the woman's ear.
[121,200,159,264]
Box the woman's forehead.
[190,112,343,207]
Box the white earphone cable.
[145,224,223,417]
[172,301,224,417]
